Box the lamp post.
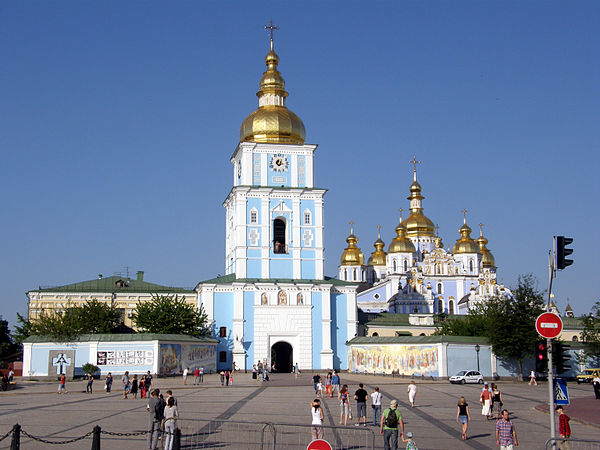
[475,344,481,372]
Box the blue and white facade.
[197,40,358,372]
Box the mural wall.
[349,345,440,376]
[159,343,216,375]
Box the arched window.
[372,332,379,337]
[448,300,455,315]
[469,259,474,272]
[403,259,408,272]
[273,218,286,253]
[297,293,304,305]
[437,299,443,313]
[303,210,312,225]
[572,336,578,342]
[437,283,443,294]
[250,209,258,224]
[343,268,347,280]
[219,327,227,338]
[353,268,357,281]
[393,260,397,272]
[277,290,287,305]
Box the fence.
[0,419,375,450]
[545,438,600,450]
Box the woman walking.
[491,384,503,420]
[407,380,417,407]
[338,384,350,425]
[325,373,333,398]
[163,396,179,450]
[130,374,139,399]
[480,383,492,419]
[105,373,113,394]
[456,396,471,440]
[310,398,324,440]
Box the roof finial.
[479,222,484,236]
[409,156,421,181]
[461,208,468,224]
[265,19,279,51]
[435,224,440,236]
[377,224,382,238]
[398,208,403,222]
[349,220,355,235]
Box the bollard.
[91,425,101,450]
[10,424,20,450]
[172,428,181,450]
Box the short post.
[10,424,21,450]
[172,428,181,450]
[91,425,101,450]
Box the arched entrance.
[271,341,293,373]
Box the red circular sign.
[307,439,332,450]
[536,312,563,339]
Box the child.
[556,406,571,448]
[402,431,419,450]
[317,377,324,398]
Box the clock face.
[270,154,289,173]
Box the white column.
[291,153,298,188]
[202,287,215,322]
[22,343,32,377]
[314,197,324,279]
[153,341,160,375]
[346,288,358,342]
[261,196,270,278]
[292,197,301,278]
[491,347,498,378]
[440,343,448,378]
[305,147,315,188]
[320,287,334,369]
[232,286,246,370]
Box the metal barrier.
[545,438,600,450]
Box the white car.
[449,370,484,384]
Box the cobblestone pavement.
[0,372,598,449]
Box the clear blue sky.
[1,1,598,326]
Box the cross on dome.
[409,156,421,181]
[398,208,404,221]
[265,19,279,50]
[461,208,468,224]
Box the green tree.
[579,301,600,367]
[434,304,490,337]
[486,274,545,380]
[131,294,209,337]
[0,316,18,357]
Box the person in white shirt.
[407,381,418,407]
[163,396,179,450]
[371,386,383,426]
[529,370,537,386]
[310,399,324,440]
[182,368,188,385]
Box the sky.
[1,1,598,326]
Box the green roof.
[31,275,196,294]
[347,335,489,345]
[23,333,218,344]
[198,274,358,287]
[561,316,584,330]
[366,313,412,327]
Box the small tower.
[387,209,416,274]
[476,223,496,270]
[367,225,387,283]
[453,210,481,276]
[339,222,365,282]
[402,157,436,254]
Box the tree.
[0,316,18,358]
[131,294,209,337]
[433,304,490,337]
[486,274,545,381]
[579,301,600,367]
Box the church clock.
[270,154,289,173]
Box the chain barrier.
[100,430,149,437]
[20,428,93,445]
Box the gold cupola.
[401,158,436,238]
[367,227,387,266]
[239,36,306,145]
[388,212,417,253]
[476,223,496,267]
[340,223,364,266]
[453,212,481,254]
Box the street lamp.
[475,344,481,372]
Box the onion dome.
[401,165,435,237]
[367,228,387,266]
[476,224,496,267]
[240,39,306,145]
[340,223,364,266]
[388,218,416,253]
[453,213,481,254]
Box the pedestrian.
[145,371,153,392]
[194,367,200,385]
[556,405,571,449]
[252,364,258,380]
[325,373,333,397]
[529,370,537,386]
[310,398,324,440]
[122,371,130,399]
[495,409,518,449]
[105,372,113,394]
[225,369,230,386]
[146,389,164,450]
[58,374,67,394]
[86,372,94,394]
[183,367,188,385]
[131,374,139,399]
[229,370,234,385]
[371,386,383,426]
[332,370,341,396]
[491,384,503,419]
[313,373,320,395]
[140,374,147,398]
[402,431,419,450]
[294,362,300,378]
[165,390,178,406]
[317,377,324,398]
[338,384,350,425]
[380,399,404,450]
[220,370,225,386]
[593,374,600,399]
[407,380,417,407]
[163,396,179,450]
[480,382,492,419]
[7,369,14,382]
[354,383,368,426]
[199,366,204,383]
[456,396,470,440]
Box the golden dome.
[453,218,481,254]
[239,45,306,144]
[367,229,387,266]
[402,171,435,237]
[476,226,495,267]
[388,222,416,253]
[340,224,364,266]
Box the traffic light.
[555,236,574,270]
[555,342,571,374]
[535,341,548,374]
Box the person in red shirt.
[556,405,571,448]
[194,368,200,385]
[480,383,492,420]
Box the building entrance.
[270,341,293,373]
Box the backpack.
[154,398,166,421]
[385,409,399,428]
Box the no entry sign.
[536,312,563,339]
[307,439,332,450]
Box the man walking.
[495,409,518,449]
[182,367,189,385]
[371,386,382,426]
[313,373,320,395]
[146,389,164,450]
[332,371,341,396]
[354,383,368,426]
[122,371,130,399]
[380,399,404,450]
